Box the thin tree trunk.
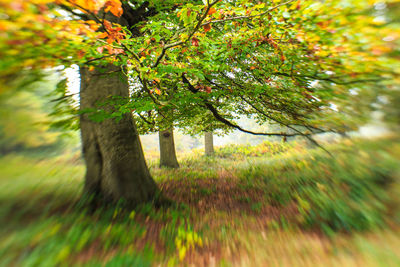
[79,65,159,207]
[159,127,179,168]
[205,131,214,156]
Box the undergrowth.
[0,137,399,266]
[238,138,400,234]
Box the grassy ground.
[0,137,399,266]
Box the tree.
[2,0,399,207]
[204,131,214,156]
[159,127,180,168]
[79,65,159,206]
[130,77,181,168]
[78,6,167,205]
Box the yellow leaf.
[178,246,187,260]
[129,210,136,220]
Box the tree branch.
[152,0,220,68]
[51,93,78,102]
[182,74,318,137]
[58,4,90,20]
[239,95,332,156]
[201,0,296,26]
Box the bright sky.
[64,64,80,104]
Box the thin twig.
[201,0,296,26]
[152,0,220,68]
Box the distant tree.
[204,131,214,156]
[131,82,180,168]
[158,127,179,168]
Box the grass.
[0,137,399,266]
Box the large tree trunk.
[159,127,179,168]
[79,65,159,207]
[204,131,214,156]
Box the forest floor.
[0,137,400,266]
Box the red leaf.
[203,23,212,33]
[77,50,85,59]
[192,37,199,47]
[227,40,232,49]
[6,40,26,45]
[296,0,301,10]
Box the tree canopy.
[1,0,399,136]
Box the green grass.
[0,137,399,266]
[237,139,400,233]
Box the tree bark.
[205,131,214,156]
[79,65,159,207]
[159,127,179,168]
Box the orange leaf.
[208,7,217,15]
[104,0,123,17]
[89,23,99,31]
[106,37,114,44]
[203,23,211,33]
[98,32,108,39]
[103,20,112,31]
[106,45,114,54]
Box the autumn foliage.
[0,0,399,134]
